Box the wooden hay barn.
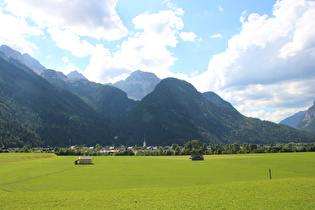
[190,154,204,161]
[75,157,93,165]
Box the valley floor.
[0,153,314,209]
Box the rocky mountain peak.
[126,70,159,82]
[41,69,68,81]
[67,70,88,80]
[0,45,46,74]
[293,100,315,134]
[113,70,161,100]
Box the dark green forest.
[0,57,114,147]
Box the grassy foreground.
[0,153,314,209]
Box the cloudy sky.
[0,0,315,123]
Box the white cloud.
[3,0,128,41]
[240,10,247,24]
[47,27,94,58]
[84,44,129,83]
[179,32,197,41]
[132,10,183,47]
[210,34,223,39]
[0,7,43,54]
[62,56,68,63]
[219,78,315,122]
[190,0,315,122]
[84,9,185,83]
[279,6,315,58]
[190,70,199,77]
[219,5,223,12]
[165,0,176,10]
[165,0,184,16]
[175,8,185,16]
[56,62,79,75]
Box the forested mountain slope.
[0,56,113,147]
[41,69,137,117]
[113,78,315,146]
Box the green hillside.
[114,78,315,146]
[0,57,112,147]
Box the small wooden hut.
[75,157,93,164]
[190,154,204,161]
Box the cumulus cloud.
[179,32,197,41]
[47,27,94,57]
[279,5,315,58]
[0,7,43,54]
[219,78,315,122]
[1,0,187,84]
[210,34,223,39]
[3,0,128,41]
[84,9,185,83]
[190,0,315,122]
[84,44,129,83]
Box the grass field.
[0,153,314,209]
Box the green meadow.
[0,153,314,209]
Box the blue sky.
[0,0,315,123]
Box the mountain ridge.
[0,55,114,147]
[279,101,315,134]
[280,111,307,127]
[67,70,88,80]
[295,101,315,134]
[41,69,137,117]
[0,45,46,74]
[113,78,314,146]
[113,70,161,100]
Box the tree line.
[3,140,314,155]
[48,140,315,156]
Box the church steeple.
[143,135,147,148]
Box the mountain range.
[1,45,314,147]
[280,102,315,134]
[41,69,137,118]
[295,102,315,134]
[280,111,307,127]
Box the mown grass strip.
[0,153,56,164]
